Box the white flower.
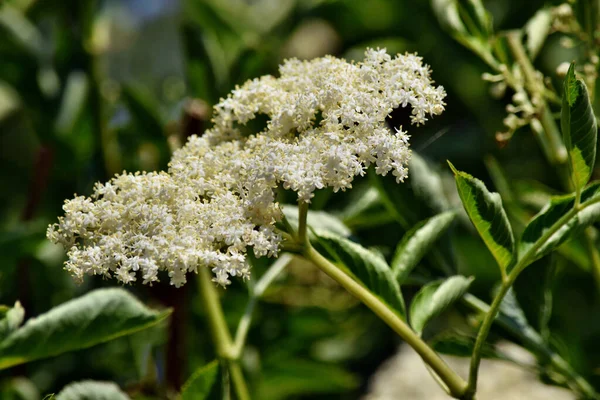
[48,49,445,287]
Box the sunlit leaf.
[519,182,600,263]
[0,288,171,369]
[449,162,515,273]
[561,63,597,191]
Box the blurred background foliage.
[1,0,599,399]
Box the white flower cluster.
[48,49,446,287]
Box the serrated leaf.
[316,231,406,319]
[0,288,171,370]
[0,302,24,340]
[524,8,552,60]
[55,381,130,400]
[181,360,221,400]
[409,276,473,335]
[519,182,600,263]
[449,162,515,273]
[392,211,457,283]
[283,205,351,237]
[561,63,598,191]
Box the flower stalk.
[197,267,251,400]
[295,205,468,399]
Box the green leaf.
[392,211,457,283]
[0,288,171,370]
[0,302,24,340]
[181,360,221,400]
[55,381,130,400]
[524,8,553,60]
[449,162,515,273]
[409,276,473,335]
[431,0,469,37]
[430,0,496,67]
[519,182,600,263]
[561,63,598,191]
[54,72,89,137]
[457,0,493,39]
[315,231,406,319]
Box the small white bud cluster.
[48,49,446,287]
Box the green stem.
[464,280,512,398]
[197,267,251,400]
[466,196,600,399]
[228,361,251,400]
[232,254,292,356]
[303,243,468,398]
[298,201,309,245]
[294,191,467,397]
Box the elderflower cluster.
[48,49,446,287]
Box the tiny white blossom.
[48,49,445,287]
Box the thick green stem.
[197,267,251,400]
[465,278,512,398]
[228,361,251,400]
[303,243,468,398]
[198,267,234,358]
